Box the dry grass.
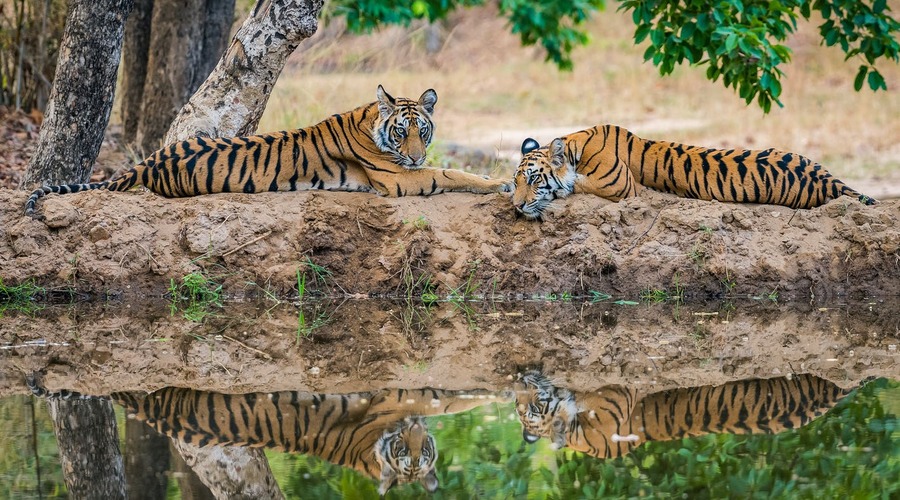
[259,5,900,193]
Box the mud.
[1,188,898,302]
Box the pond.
[1,298,898,498]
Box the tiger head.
[373,85,437,169]
[512,137,576,220]
[514,371,578,450]
[375,415,439,495]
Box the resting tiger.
[24,85,509,216]
[26,375,505,495]
[514,370,869,458]
[513,125,875,219]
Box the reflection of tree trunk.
[170,441,216,500]
[47,397,125,499]
[130,0,235,156]
[171,440,285,500]
[121,0,154,144]
[20,0,133,189]
[124,418,169,500]
[162,2,323,496]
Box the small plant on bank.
[447,260,482,302]
[589,290,612,303]
[0,278,45,316]
[168,271,223,322]
[640,274,685,303]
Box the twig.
[221,334,272,360]
[221,230,272,257]
[625,210,662,254]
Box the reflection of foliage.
[0,396,66,498]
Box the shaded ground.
[0,188,898,302]
[1,299,897,397]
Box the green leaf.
[867,69,886,91]
[854,65,868,91]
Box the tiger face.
[375,416,439,495]
[514,371,578,450]
[512,138,576,219]
[374,85,436,169]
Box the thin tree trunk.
[133,0,206,155]
[121,0,154,144]
[195,0,237,91]
[124,418,170,500]
[47,397,126,500]
[165,0,324,142]
[19,0,133,189]
[162,1,323,497]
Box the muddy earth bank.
[1,189,898,301]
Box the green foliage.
[0,278,44,316]
[334,0,605,70]
[168,271,223,322]
[335,0,899,112]
[619,0,899,112]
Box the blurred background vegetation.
[0,378,896,498]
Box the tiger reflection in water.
[26,375,505,495]
[514,370,867,458]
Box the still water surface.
[1,298,897,498]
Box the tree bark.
[165,0,324,142]
[47,397,126,500]
[19,0,134,189]
[133,0,206,155]
[124,418,170,500]
[129,0,235,155]
[121,0,154,144]
[161,1,323,497]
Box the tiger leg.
[368,168,510,196]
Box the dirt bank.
[1,300,897,398]
[1,188,898,300]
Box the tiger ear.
[376,84,396,119]
[549,138,566,168]
[521,138,540,155]
[421,469,439,492]
[418,89,437,115]
[378,464,398,496]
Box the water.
[0,298,897,498]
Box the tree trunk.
[161,1,323,497]
[19,0,133,189]
[120,0,154,144]
[195,0,237,92]
[133,0,206,155]
[47,397,126,500]
[130,0,235,156]
[165,0,324,142]
[124,418,170,500]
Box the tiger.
[26,374,506,495]
[24,85,509,217]
[512,125,876,219]
[514,370,871,458]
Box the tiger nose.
[409,152,425,164]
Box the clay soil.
[0,186,898,301]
